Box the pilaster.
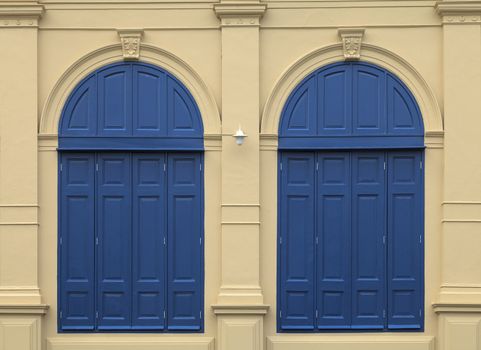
[214,0,266,306]
[0,1,43,307]
[213,2,268,349]
[435,1,481,349]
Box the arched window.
[58,62,204,332]
[278,62,424,331]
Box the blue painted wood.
[278,150,424,332]
[59,62,203,150]
[167,76,203,137]
[132,65,167,136]
[167,153,203,331]
[279,152,316,330]
[352,65,386,135]
[59,153,96,331]
[59,137,204,151]
[60,76,97,136]
[387,76,423,135]
[98,65,132,136]
[132,153,166,329]
[278,136,424,150]
[279,76,317,137]
[96,153,132,330]
[316,152,351,329]
[279,62,424,149]
[318,65,352,135]
[387,151,423,330]
[351,152,386,329]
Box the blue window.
[278,62,424,331]
[58,62,204,332]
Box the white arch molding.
[261,43,444,145]
[39,43,221,138]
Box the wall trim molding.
[0,304,48,315]
[48,337,214,350]
[436,1,481,23]
[433,302,481,313]
[214,2,267,27]
[0,2,44,27]
[212,304,269,315]
[267,335,435,349]
[261,43,443,138]
[436,0,481,15]
[39,43,221,137]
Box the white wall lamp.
[233,125,247,145]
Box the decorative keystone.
[118,29,144,60]
[338,28,365,60]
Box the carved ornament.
[118,29,144,60]
[338,28,365,60]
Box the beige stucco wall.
[1,0,481,349]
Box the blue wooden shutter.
[279,76,317,138]
[167,153,203,330]
[279,152,315,330]
[317,65,352,136]
[352,65,386,135]
[316,152,351,329]
[132,65,167,137]
[132,153,166,329]
[60,76,97,136]
[351,152,386,329]
[387,151,423,329]
[98,65,132,136]
[59,153,96,330]
[97,153,132,329]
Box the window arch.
[279,62,424,149]
[58,62,204,332]
[59,61,203,150]
[278,62,424,331]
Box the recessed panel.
[322,71,349,131]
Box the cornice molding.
[0,2,44,27]
[436,1,481,23]
[214,2,267,27]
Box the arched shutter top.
[279,62,424,150]
[59,62,204,150]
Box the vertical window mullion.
[94,152,99,331]
[164,152,168,331]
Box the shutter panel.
[59,153,96,330]
[97,153,132,329]
[60,76,97,136]
[317,152,351,329]
[98,64,132,136]
[167,153,202,330]
[279,152,315,330]
[318,65,352,136]
[132,153,166,329]
[352,65,386,135]
[133,65,167,137]
[280,76,317,138]
[387,151,423,329]
[351,152,386,329]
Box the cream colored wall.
[2,0,481,349]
